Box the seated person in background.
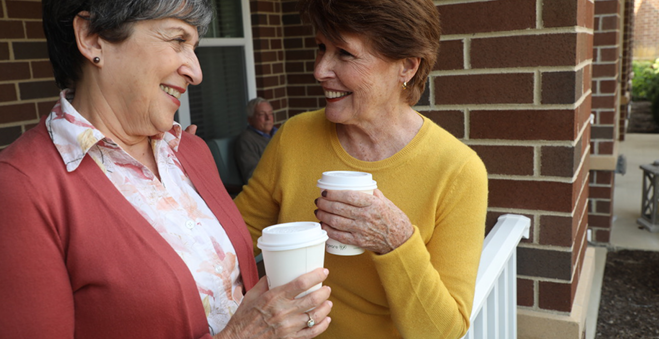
[235,97,278,182]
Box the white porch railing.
[461,214,531,339]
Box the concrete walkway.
[610,133,659,250]
[586,132,659,339]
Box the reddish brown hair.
[299,0,441,105]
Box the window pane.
[189,46,248,140]
[205,0,244,38]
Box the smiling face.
[313,31,405,126]
[98,18,202,137]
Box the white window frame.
[177,0,256,128]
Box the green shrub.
[632,58,659,102]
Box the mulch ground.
[596,250,659,338]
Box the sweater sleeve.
[0,164,75,338]
[371,154,488,338]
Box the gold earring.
[402,81,408,90]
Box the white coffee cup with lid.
[257,221,328,297]
[317,171,377,256]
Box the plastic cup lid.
[257,222,328,251]
[317,171,377,191]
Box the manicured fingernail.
[314,198,318,205]
[314,209,318,216]
[322,190,327,197]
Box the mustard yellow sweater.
[234,109,488,338]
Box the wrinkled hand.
[185,124,198,135]
[314,189,413,255]
[217,268,332,339]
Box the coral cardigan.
[0,117,258,338]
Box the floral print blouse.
[47,90,243,335]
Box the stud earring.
[402,81,408,90]
[93,57,100,64]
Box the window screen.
[206,0,244,38]
[189,46,248,140]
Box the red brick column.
[619,0,635,141]
[0,0,57,149]
[589,0,628,244]
[433,0,593,317]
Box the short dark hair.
[43,0,213,90]
[299,0,441,105]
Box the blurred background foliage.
[632,58,659,124]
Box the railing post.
[461,214,530,339]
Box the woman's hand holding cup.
[315,188,414,255]
[217,268,332,339]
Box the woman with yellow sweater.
[234,0,488,337]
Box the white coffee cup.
[316,171,377,256]
[257,222,328,297]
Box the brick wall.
[440,0,593,315]
[633,0,659,60]
[588,0,631,244]
[281,0,323,116]
[280,0,594,316]
[0,0,58,149]
[250,0,289,124]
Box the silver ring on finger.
[306,312,315,328]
